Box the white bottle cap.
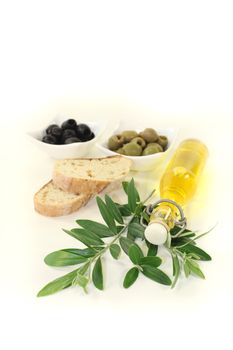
[144,222,168,245]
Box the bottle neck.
[150,204,179,229]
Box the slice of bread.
[52,156,132,194]
[34,181,92,217]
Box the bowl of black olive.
[97,122,178,171]
[27,115,106,159]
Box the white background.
[1,1,233,349]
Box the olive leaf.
[129,244,144,265]
[62,248,97,257]
[63,228,105,247]
[142,266,172,286]
[127,178,140,212]
[177,244,211,261]
[139,256,162,268]
[92,257,104,290]
[171,237,197,247]
[128,222,145,240]
[44,250,88,267]
[122,178,140,202]
[122,181,129,195]
[123,267,139,288]
[105,194,124,224]
[146,241,158,256]
[116,203,132,217]
[76,219,116,237]
[96,197,117,233]
[171,253,180,288]
[72,272,89,293]
[170,226,195,237]
[110,244,121,259]
[184,260,190,277]
[119,236,134,255]
[37,269,78,297]
[186,259,205,279]
[141,211,150,224]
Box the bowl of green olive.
[96,125,178,171]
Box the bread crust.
[34,181,91,217]
[53,155,132,194]
[53,171,109,194]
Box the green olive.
[116,147,125,155]
[142,143,163,156]
[108,134,125,151]
[123,142,142,156]
[130,137,146,149]
[147,142,163,152]
[139,128,158,143]
[157,135,168,149]
[121,130,138,142]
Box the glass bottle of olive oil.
[145,139,209,245]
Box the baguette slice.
[53,155,132,194]
[34,181,92,217]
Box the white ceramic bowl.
[27,115,107,159]
[97,123,178,171]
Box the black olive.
[61,129,77,143]
[76,124,92,141]
[42,135,57,144]
[82,132,95,142]
[46,124,59,135]
[50,126,63,141]
[61,119,77,130]
[64,137,80,144]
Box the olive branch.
[37,179,212,297]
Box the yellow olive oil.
[160,139,208,206]
[144,139,209,245]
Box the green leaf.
[92,257,104,290]
[119,237,134,255]
[134,203,144,216]
[146,241,158,256]
[171,237,197,247]
[171,253,180,288]
[178,231,196,238]
[105,195,124,224]
[37,269,78,297]
[78,262,90,275]
[76,220,115,237]
[123,267,139,288]
[141,211,150,224]
[184,261,190,277]
[127,178,140,212]
[127,230,135,241]
[122,181,129,195]
[96,197,117,233]
[139,256,162,268]
[172,253,178,276]
[110,244,121,259]
[116,203,132,217]
[142,266,172,286]
[62,248,97,257]
[128,222,145,239]
[44,250,88,266]
[186,259,205,279]
[63,228,105,247]
[129,244,144,264]
[170,226,194,237]
[178,244,211,261]
[116,225,124,233]
[186,253,201,260]
[72,272,89,293]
